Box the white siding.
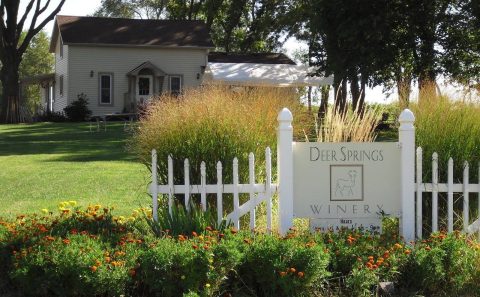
[53,36,68,112]
[68,45,208,116]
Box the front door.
[137,75,153,104]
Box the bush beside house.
[63,93,92,122]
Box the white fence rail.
[415,147,480,238]
[150,147,277,232]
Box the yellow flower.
[205,283,211,288]
[41,209,49,214]
[69,200,77,206]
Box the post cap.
[399,109,415,123]
[278,108,293,122]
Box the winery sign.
[293,142,402,232]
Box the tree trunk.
[358,74,367,116]
[307,86,312,112]
[397,74,412,109]
[318,85,329,120]
[334,75,347,113]
[0,56,22,124]
[350,74,360,112]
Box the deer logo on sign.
[335,170,357,197]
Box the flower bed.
[1,203,479,296]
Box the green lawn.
[0,122,150,218]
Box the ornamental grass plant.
[312,104,383,143]
[412,94,480,182]
[131,85,312,186]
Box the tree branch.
[18,0,65,55]
[16,0,36,34]
[38,0,52,15]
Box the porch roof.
[127,61,166,77]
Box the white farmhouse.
[41,15,213,116]
[33,15,332,117]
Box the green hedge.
[1,205,480,297]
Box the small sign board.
[293,142,402,231]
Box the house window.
[59,75,64,96]
[60,43,63,59]
[170,76,182,95]
[99,73,113,104]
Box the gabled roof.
[50,15,215,52]
[208,52,296,65]
[127,61,166,77]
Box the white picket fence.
[415,147,480,238]
[149,107,480,241]
[150,147,277,232]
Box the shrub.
[36,110,68,122]
[400,232,480,296]
[130,85,311,185]
[64,93,92,122]
[236,232,330,296]
[2,206,480,296]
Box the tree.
[19,30,54,113]
[0,0,66,123]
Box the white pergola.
[204,62,333,87]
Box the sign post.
[277,108,294,235]
[399,109,416,242]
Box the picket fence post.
[277,108,294,235]
[399,109,415,242]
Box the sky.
[21,0,474,105]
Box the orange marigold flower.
[394,243,403,249]
[90,265,98,272]
[297,271,305,278]
[404,249,411,255]
[206,226,213,231]
[62,239,71,245]
[129,269,136,277]
[279,271,287,277]
[425,246,431,251]
[70,229,78,235]
[105,257,111,263]
[192,231,198,237]
[192,244,198,250]
[289,268,296,273]
[230,228,238,234]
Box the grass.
[0,122,150,218]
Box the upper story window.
[170,76,182,96]
[99,73,113,104]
